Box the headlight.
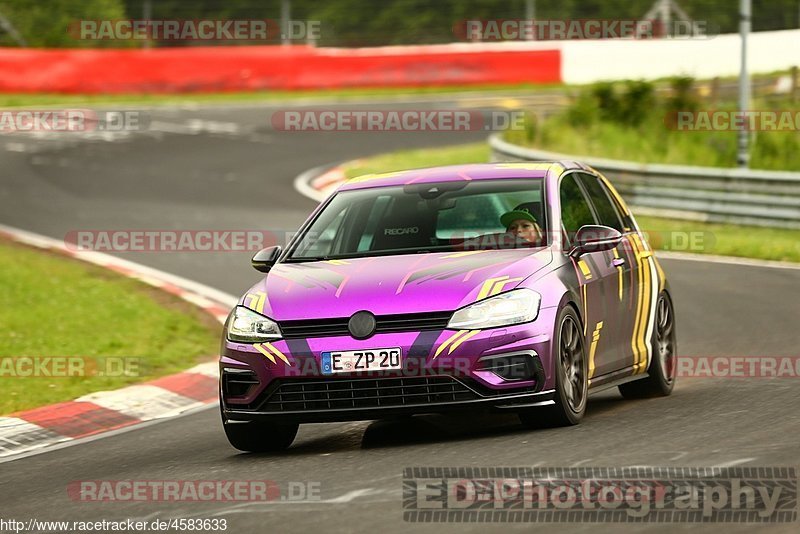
[226,306,282,342]
[448,289,541,330]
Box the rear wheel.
[519,306,587,428]
[221,408,298,452]
[619,291,676,399]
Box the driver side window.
[559,173,597,244]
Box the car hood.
[240,248,553,320]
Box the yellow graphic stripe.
[637,238,655,374]
[638,255,653,374]
[477,277,507,300]
[324,259,350,265]
[581,283,588,336]
[433,330,470,359]
[245,291,267,314]
[577,259,592,280]
[612,248,623,301]
[253,343,276,364]
[494,162,554,171]
[263,342,290,365]
[346,170,406,184]
[476,275,522,300]
[629,235,645,372]
[588,321,604,382]
[491,277,523,297]
[631,234,653,374]
[443,250,487,259]
[448,330,481,354]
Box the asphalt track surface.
[1,99,799,534]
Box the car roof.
[338,161,585,191]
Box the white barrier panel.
[560,29,800,84]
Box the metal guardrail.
[489,133,800,229]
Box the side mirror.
[570,225,623,256]
[251,246,282,273]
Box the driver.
[500,204,543,244]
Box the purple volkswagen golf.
[220,162,677,452]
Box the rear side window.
[577,173,624,232]
[559,174,597,239]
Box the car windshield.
[287,179,547,261]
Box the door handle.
[612,257,626,267]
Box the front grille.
[277,311,452,339]
[258,376,477,412]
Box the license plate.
[321,348,402,375]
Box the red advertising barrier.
[0,45,560,94]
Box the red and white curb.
[293,164,350,203]
[0,224,237,458]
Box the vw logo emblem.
[348,310,376,340]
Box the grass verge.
[0,238,221,414]
[504,77,800,171]
[340,144,800,263]
[0,83,563,108]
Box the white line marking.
[293,164,336,203]
[713,457,757,467]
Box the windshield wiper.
[283,256,330,263]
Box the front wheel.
[619,291,677,399]
[222,408,298,452]
[519,306,587,428]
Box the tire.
[221,407,298,453]
[519,306,588,428]
[619,291,677,399]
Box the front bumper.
[220,307,558,424]
[223,374,555,423]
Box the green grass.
[0,238,221,414]
[635,215,800,263]
[0,83,564,108]
[342,144,800,263]
[505,113,800,171]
